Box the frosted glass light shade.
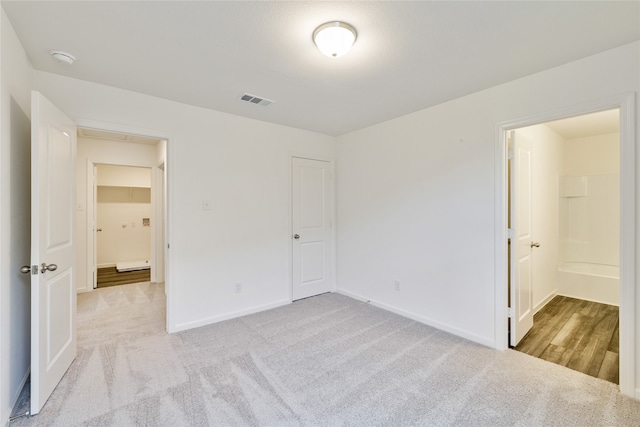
[313,22,357,58]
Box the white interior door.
[30,91,77,414]
[292,157,333,301]
[510,130,534,346]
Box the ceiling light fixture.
[313,21,357,58]
[50,50,76,65]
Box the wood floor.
[97,267,151,288]
[515,295,619,384]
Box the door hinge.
[507,228,514,239]
[507,307,513,318]
[507,149,514,160]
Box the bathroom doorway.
[508,109,620,383]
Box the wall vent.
[240,93,275,107]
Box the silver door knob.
[40,263,58,274]
[293,234,300,239]
[20,265,32,274]
[530,242,541,248]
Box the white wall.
[560,132,620,265]
[0,9,33,427]
[564,133,620,176]
[335,42,638,354]
[97,164,151,187]
[96,186,151,267]
[96,165,152,267]
[76,137,158,292]
[40,73,337,331]
[515,125,564,312]
[560,133,620,267]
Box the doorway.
[508,109,620,383]
[494,93,635,397]
[76,127,167,293]
[291,157,335,301]
[95,164,153,288]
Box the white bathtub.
[557,262,619,306]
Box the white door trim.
[494,93,636,398]
[289,154,336,302]
[75,120,173,333]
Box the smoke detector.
[50,50,76,65]
[240,93,275,107]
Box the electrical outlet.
[234,282,242,293]
[394,280,400,291]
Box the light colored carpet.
[11,282,640,426]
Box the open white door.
[292,157,333,301]
[510,130,534,346]
[30,91,77,414]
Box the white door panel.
[510,131,534,346]
[292,158,333,300]
[31,91,77,414]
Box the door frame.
[494,93,636,398]
[288,154,336,302]
[76,119,173,332]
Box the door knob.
[40,263,58,274]
[530,242,541,248]
[20,265,32,274]
[96,228,103,232]
[293,234,300,239]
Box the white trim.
[172,299,290,332]
[618,93,636,399]
[533,290,558,315]
[494,93,636,398]
[337,288,495,347]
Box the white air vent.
[240,93,275,107]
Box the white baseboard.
[171,298,290,333]
[336,288,495,348]
[533,290,557,315]
[556,292,619,307]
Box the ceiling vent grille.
[240,93,275,107]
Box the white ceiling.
[3,1,639,136]
[545,109,620,140]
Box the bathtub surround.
[558,132,620,304]
[9,286,640,426]
[557,263,619,306]
[516,295,619,384]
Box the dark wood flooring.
[97,267,151,288]
[515,295,619,384]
